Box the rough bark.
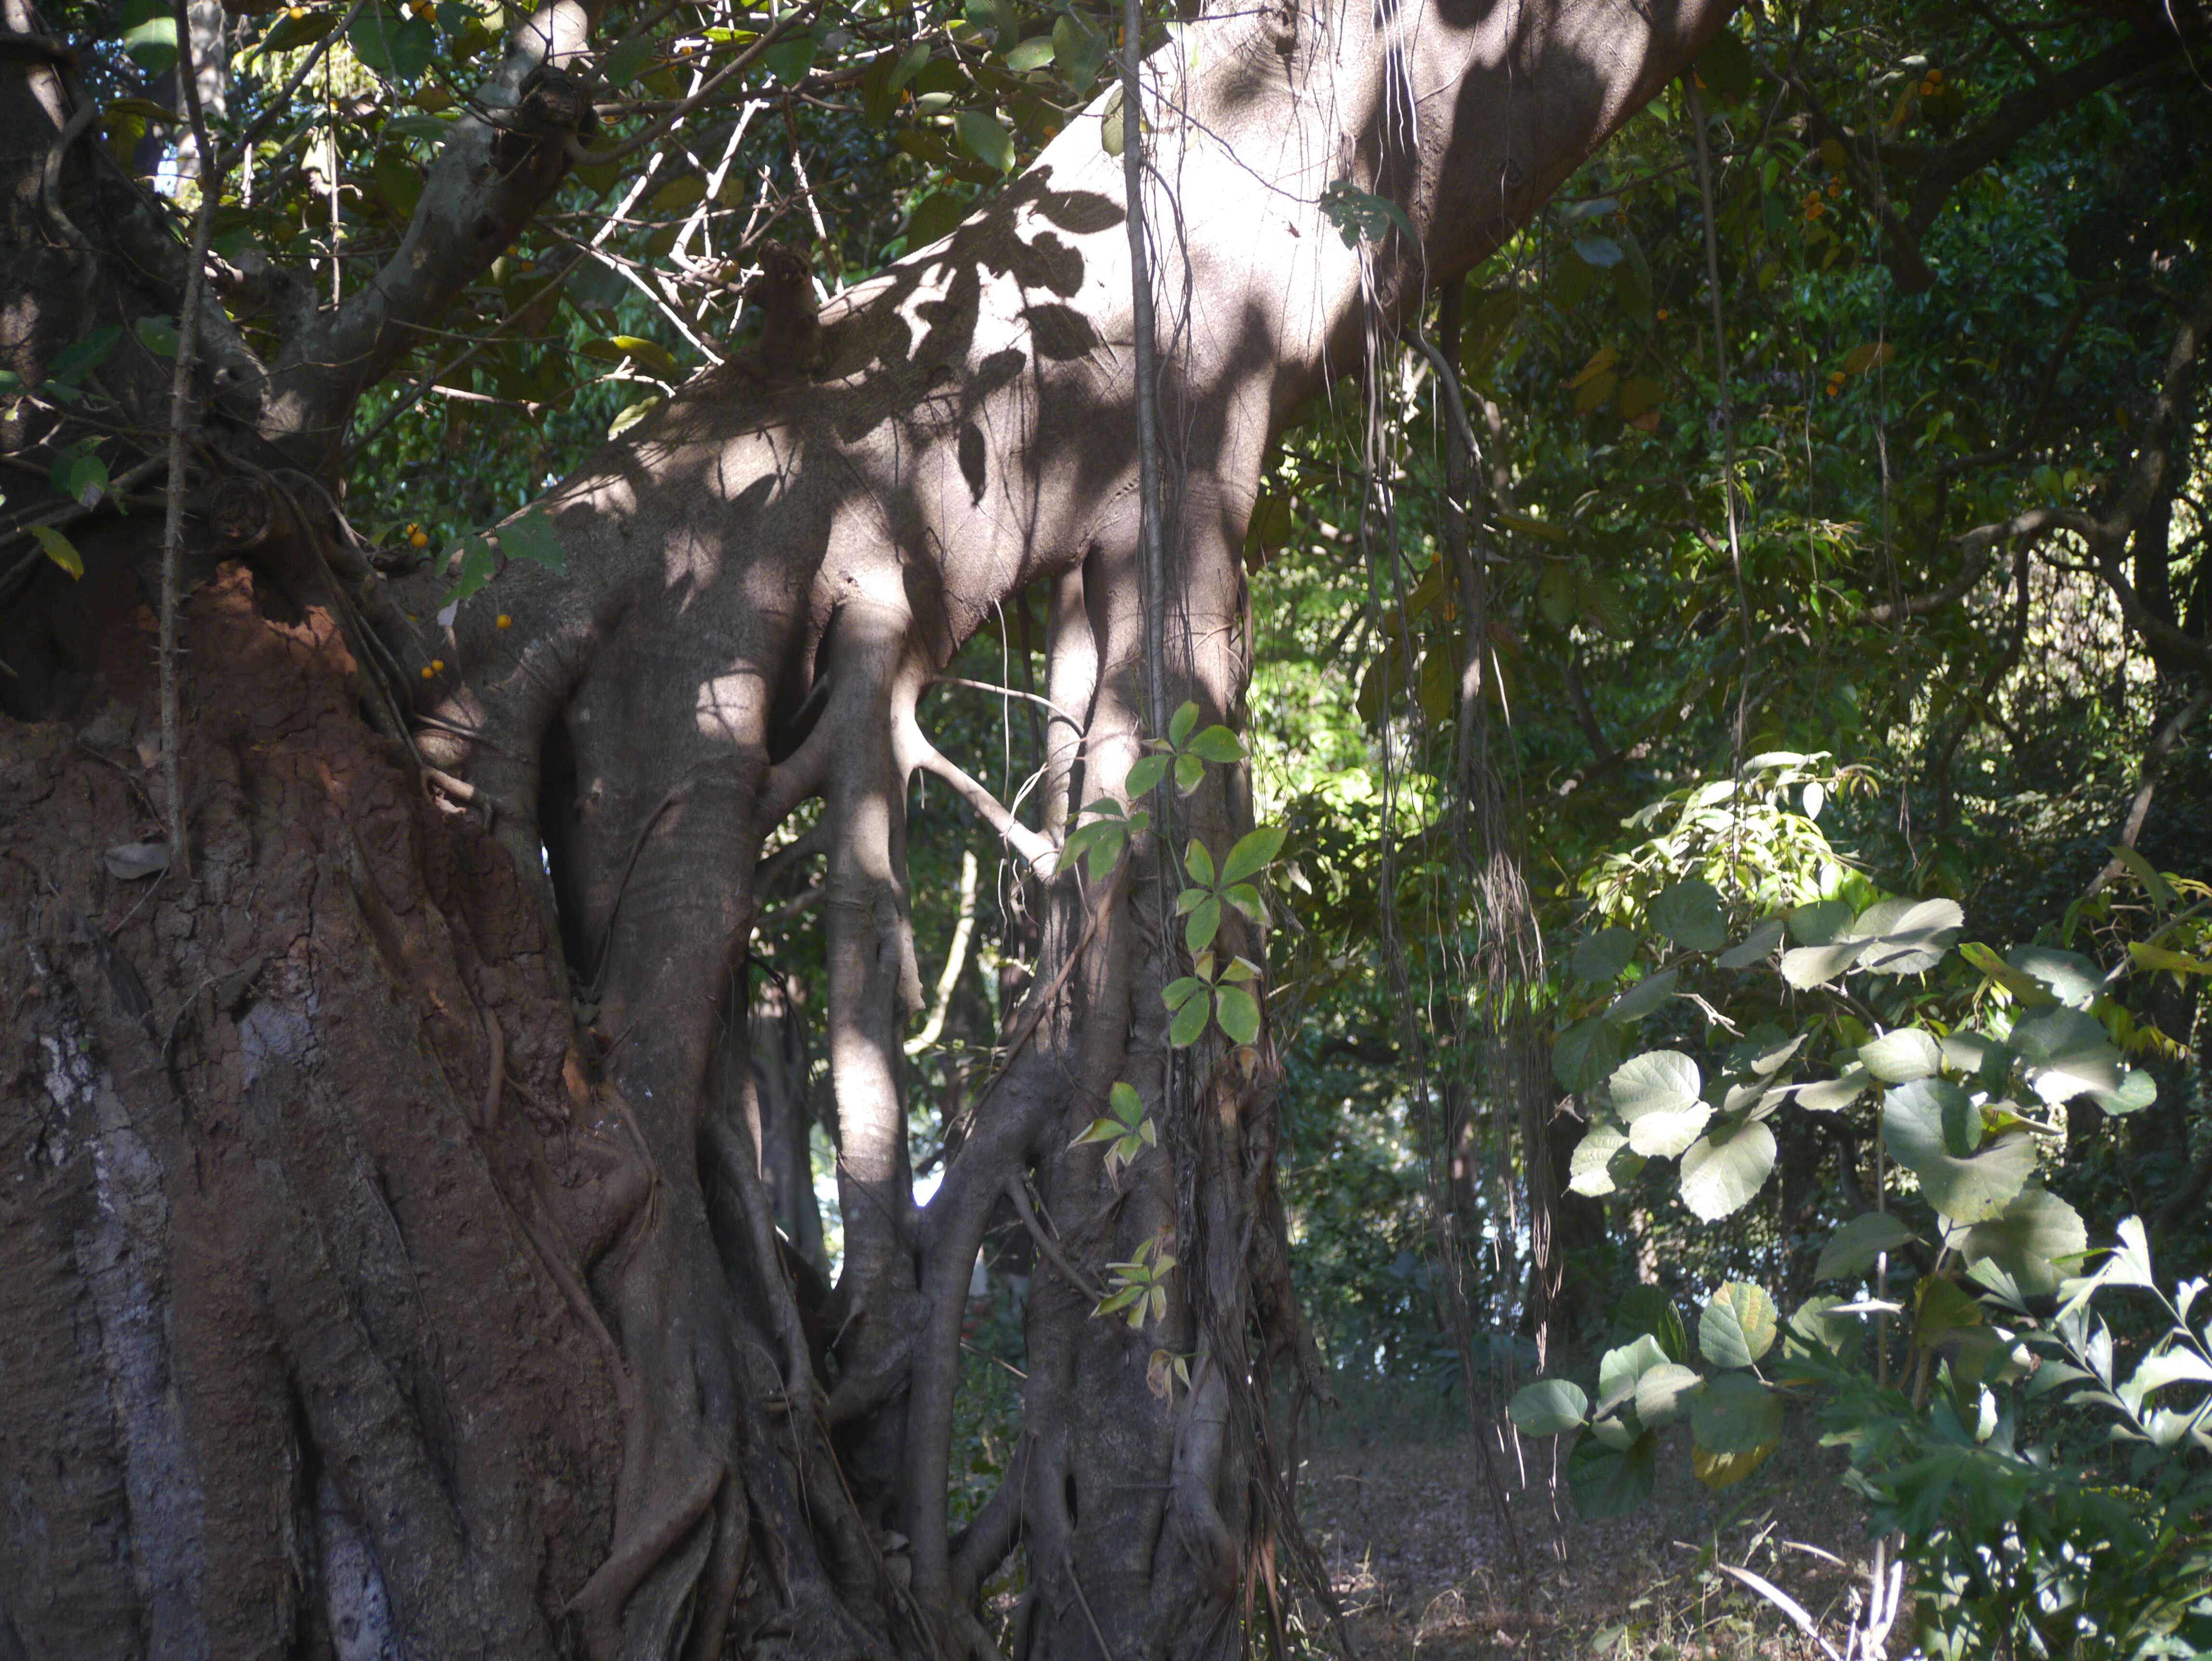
[0,0,1730,1653]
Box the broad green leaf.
[1717,917,1785,969]
[1699,1281,1779,1368]
[1611,1284,1688,1362]
[1570,927,1639,984]
[1602,966,1677,1025]
[1691,1372,1783,1454]
[1855,896,1962,975]
[1183,895,1221,954]
[47,326,121,386]
[606,396,659,439]
[1788,898,1854,946]
[1186,725,1245,764]
[1680,1120,1775,1220]
[603,32,654,83]
[1167,700,1199,747]
[350,9,438,79]
[1552,1016,1623,1094]
[1213,984,1260,1045]
[2012,1006,2122,1104]
[1168,989,1209,1047]
[1108,1081,1144,1125]
[1633,1362,1704,1426]
[134,316,179,357]
[888,40,932,92]
[954,110,1016,173]
[1858,1028,1940,1084]
[1173,753,1203,794]
[1125,753,1170,797]
[1508,1379,1589,1436]
[1567,1430,1657,1519]
[31,523,83,578]
[499,508,566,572]
[1794,1066,1870,1112]
[1162,976,1208,1011]
[123,14,178,71]
[2130,940,2212,977]
[1051,13,1108,90]
[1596,1334,1670,1417]
[1913,1275,1983,1343]
[2006,945,2102,1008]
[2092,1068,2156,1115]
[1609,1049,1700,1118]
[1780,938,1869,988]
[1788,1295,1856,1356]
[606,334,679,375]
[762,36,820,82]
[1814,1212,1920,1282]
[1567,1122,1640,1196]
[1005,34,1055,70]
[1649,879,1726,952]
[1962,1188,2086,1300]
[1219,825,1285,885]
[1183,839,1216,887]
[1884,1080,2035,1223]
[1693,1441,1777,1490]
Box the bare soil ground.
[1291,1384,1896,1661]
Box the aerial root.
[568,1456,726,1621]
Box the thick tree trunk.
[0,0,1727,1653]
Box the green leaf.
[1005,34,1055,70]
[1213,984,1260,1044]
[47,326,121,387]
[1962,1188,2086,1300]
[1858,1028,1940,1084]
[1633,1362,1704,1427]
[1168,700,1199,747]
[2012,1006,2122,1104]
[1855,896,1962,975]
[1780,938,1870,988]
[1573,234,1624,268]
[1071,1115,1125,1147]
[1567,1122,1639,1197]
[1788,898,1854,945]
[1693,26,1760,101]
[1717,917,1785,969]
[1649,879,1727,952]
[1173,752,1204,794]
[954,109,1016,173]
[888,40,932,92]
[1552,1016,1623,1094]
[1108,1081,1145,1127]
[1611,1284,1688,1363]
[1699,1282,1779,1368]
[1163,976,1208,1011]
[1316,179,1417,249]
[606,396,660,439]
[1050,12,1108,90]
[604,32,655,84]
[498,508,566,572]
[1596,1334,1670,1416]
[1692,1441,1777,1490]
[1183,839,1216,888]
[1508,1379,1589,1436]
[1794,1066,1870,1112]
[2005,946,2103,1008]
[1679,1120,1775,1220]
[1815,1212,1920,1282]
[1691,1372,1783,1454]
[1186,725,1245,764]
[1570,927,1639,984]
[1220,825,1285,886]
[1183,895,1221,954]
[1567,1430,1657,1519]
[123,14,178,71]
[1602,966,1677,1025]
[30,523,83,578]
[1125,753,1170,798]
[1883,1080,2036,1223]
[605,334,679,375]
[350,8,438,79]
[1168,988,1210,1047]
[1788,1296,1856,1357]
[762,35,820,82]
[2093,1068,2156,1116]
[134,316,179,357]
[1609,1051,1706,1157]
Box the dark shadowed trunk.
[0,0,1728,1652]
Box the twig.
[2085,688,2210,896]
[1004,1178,1106,1303]
[928,674,1088,732]
[157,0,222,879]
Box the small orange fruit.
[421,665,435,679]
[1656,307,1669,321]
[431,659,446,672]
[496,614,513,629]
[409,529,429,549]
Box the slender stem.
[1119,0,1167,744]
[160,0,223,876]
[1686,80,1752,857]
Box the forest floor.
[1291,1379,1894,1661]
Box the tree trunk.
[0,0,1728,1653]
